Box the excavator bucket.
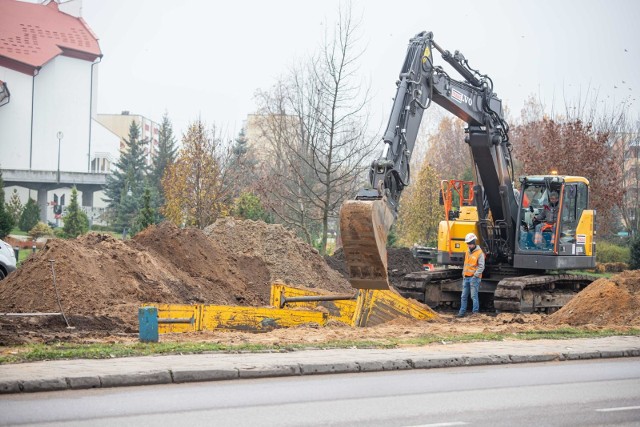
[339,199,395,290]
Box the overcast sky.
[81,0,640,141]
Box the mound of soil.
[546,270,640,326]
[0,230,241,333]
[387,247,425,285]
[133,222,271,306]
[0,220,354,342]
[324,248,348,277]
[204,218,352,294]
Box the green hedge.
[596,241,631,264]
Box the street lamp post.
[56,131,63,184]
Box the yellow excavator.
[340,31,596,313]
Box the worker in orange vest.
[456,233,485,318]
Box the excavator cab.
[513,176,596,270]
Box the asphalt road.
[1,358,639,427]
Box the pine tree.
[19,198,40,233]
[103,120,148,232]
[63,187,89,238]
[232,127,249,157]
[227,127,259,200]
[6,189,23,225]
[150,112,177,214]
[131,187,155,235]
[0,171,15,238]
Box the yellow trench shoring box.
[143,282,437,336]
[269,282,357,325]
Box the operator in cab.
[456,233,485,318]
[533,191,560,248]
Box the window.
[558,182,588,245]
[517,183,561,252]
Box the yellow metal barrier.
[270,282,357,325]
[353,288,438,327]
[200,305,327,332]
[144,303,201,334]
[142,282,438,337]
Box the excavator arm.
[340,31,519,290]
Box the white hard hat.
[464,233,478,243]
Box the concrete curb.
[1,343,639,394]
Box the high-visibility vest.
[534,223,555,245]
[463,247,483,278]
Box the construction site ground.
[0,219,639,349]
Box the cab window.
[559,183,588,244]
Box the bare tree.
[254,4,378,253]
[424,116,471,181]
[252,84,318,243]
[611,117,640,237]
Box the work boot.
[455,312,465,318]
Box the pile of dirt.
[324,248,349,277]
[546,270,640,326]
[0,229,248,334]
[326,247,424,286]
[133,222,271,306]
[387,247,425,285]
[0,220,355,342]
[204,218,352,294]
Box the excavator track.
[394,270,595,313]
[395,269,464,307]
[493,274,594,313]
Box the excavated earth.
[0,219,639,348]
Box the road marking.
[596,406,640,412]
[404,423,468,427]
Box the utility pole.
[56,131,63,184]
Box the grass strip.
[1,328,638,364]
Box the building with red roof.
[0,0,119,224]
[0,0,107,173]
[0,0,101,75]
